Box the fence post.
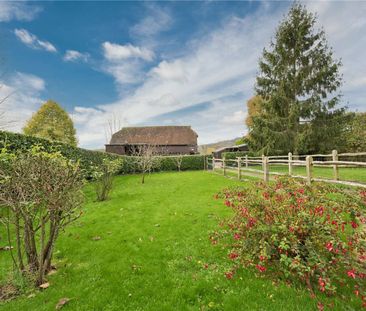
[237,157,242,180]
[262,154,265,170]
[245,155,248,168]
[212,157,215,172]
[332,149,339,180]
[223,157,226,176]
[288,152,293,176]
[306,156,313,186]
[263,156,269,182]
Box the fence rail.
[206,150,366,188]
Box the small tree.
[92,158,122,201]
[131,144,161,184]
[23,100,77,146]
[0,147,84,285]
[173,154,184,172]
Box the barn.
[105,126,198,156]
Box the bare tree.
[0,148,84,285]
[104,114,128,145]
[0,81,15,130]
[131,143,162,184]
[173,154,184,172]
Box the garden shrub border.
[0,131,206,177]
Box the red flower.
[225,200,231,207]
[255,264,266,272]
[228,252,239,260]
[263,192,270,200]
[259,255,266,262]
[351,221,358,229]
[225,271,234,279]
[347,270,356,279]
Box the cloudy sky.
[0,1,365,149]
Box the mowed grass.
[220,164,366,184]
[0,171,359,310]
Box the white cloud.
[102,42,154,62]
[75,1,366,148]
[151,60,187,82]
[0,72,45,131]
[130,4,172,39]
[222,110,246,125]
[0,2,41,22]
[63,50,89,62]
[14,28,57,53]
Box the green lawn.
[0,171,360,310]
[220,164,366,184]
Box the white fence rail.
[206,150,366,188]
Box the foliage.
[0,146,84,286]
[245,96,264,129]
[251,3,346,155]
[23,100,77,147]
[0,130,121,179]
[213,177,366,307]
[342,112,366,152]
[92,158,123,201]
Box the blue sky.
[1,1,365,149]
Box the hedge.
[0,131,206,177]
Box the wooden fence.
[206,150,366,188]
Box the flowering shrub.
[213,177,366,307]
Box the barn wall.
[106,145,126,155]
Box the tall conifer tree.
[250,3,345,155]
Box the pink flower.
[233,233,241,240]
[325,242,333,252]
[347,270,356,279]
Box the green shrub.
[0,131,206,176]
[213,177,366,307]
[92,158,123,201]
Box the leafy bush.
[213,177,366,307]
[0,130,121,179]
[0,146,84,285]
[92,158,123,201]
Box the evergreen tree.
[23,100,77,146]
[250,3,345,155]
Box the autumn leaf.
[56,298,70,310]
[39,282,50,289]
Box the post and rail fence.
[206,150,366,188]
